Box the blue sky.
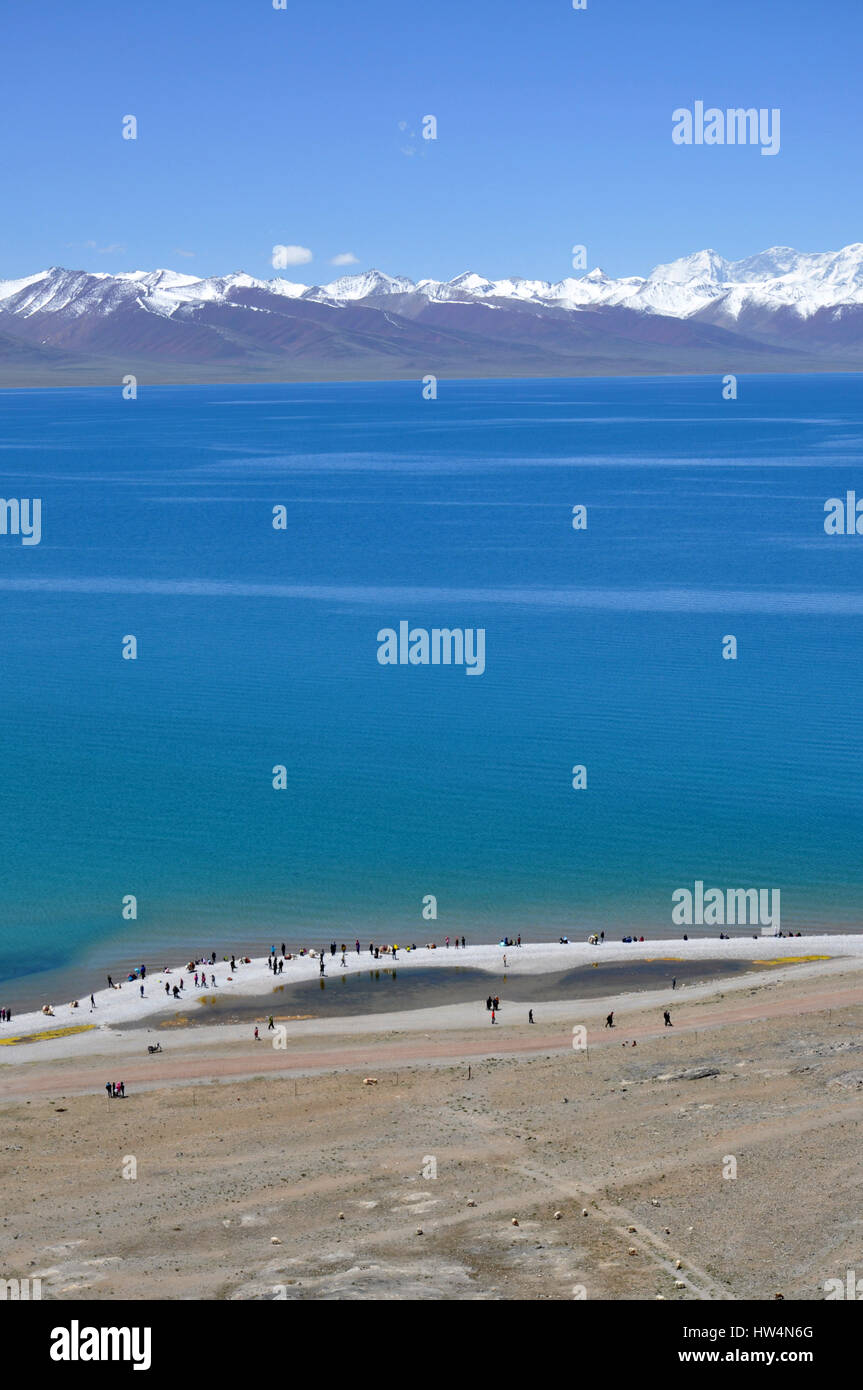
[1,0,859,283]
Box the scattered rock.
[270,1237,281,1245]
[674,1280,685,1289]
[668,1067,720,1082]
[554,1211,563,1220]
[829,1072,863,1091]
[511,1218,519,1227]
[628,1247,637,1256]
[675,1259,682,1269]
[415,1228,423,1236]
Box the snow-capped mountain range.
[2,245,862,384]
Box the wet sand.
[142,957,756,1029]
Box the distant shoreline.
[3,364,863,391]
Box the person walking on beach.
[486,995,492,1011]
[320,956,325,975]
[105,1082,112,1099]
[139,984,144,998]
[90,994,95,1010]
[528,1009,534,1024]
[119,1081,125,1097]
[107,975,113,989]
[493,996,499,1011]
[268,1015,275,1030]
[606,1012,614,1028]
[254,1027,259,1040]
[491,1009,496,1024]
[341,949,346,967]
[672,978,676,990]
[664,1010,672,1027]
[503,954,507,968]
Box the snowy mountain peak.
[316,269,416,301]
[647,248,730,285]
[448,271,495,292]
[117,269,203,291]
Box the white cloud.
[173,248,196,259]
[330,252,359,266]
[272,244,313,268]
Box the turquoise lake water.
[0,373,861,993]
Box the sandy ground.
[2,955,863,1301]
